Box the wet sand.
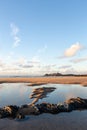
[0,76,87,86]
[0,111,87,130]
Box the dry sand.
[0,76,87,86]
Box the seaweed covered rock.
[36,103,59,114]
[16,113,25,119]
[57,103,68,112]
[1,97,87,120]
[19,104,40,115]
[0,105,19,119]
[0,108,10,118]
[64,97,87,111]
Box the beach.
[0,76,87,130]
[0,111,87,130]
[0,76,87,86]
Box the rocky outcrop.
[19,104,40,115]
[0,97,87,120]
[44,73,62,76]
[64,97,87,111]
[44,73,87,77]
[36,103,59,114]
[0,105,19,119]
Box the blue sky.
[0,0,87,75]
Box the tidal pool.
[0,83,87,130]
[0,83,87,107]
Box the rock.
[0,108,10,118]
[64,97,87,111]
[16,113,25,119]
[36,103,59,114]
[57,103,67,112]
[3,105,19,118]
[1,97,87,120]
[48,104,59,114]
[21,104,29,108]
[19,104,40,115]
[36,103,49,113]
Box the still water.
[0,83,87,107]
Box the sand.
[0,111,87,130]
[0,76,87,86]
[0,76,87,130]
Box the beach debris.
[0,97,87,120]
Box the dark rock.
[16,113,25,119]
[19,104,40,115]
[1,97,87,120]
[57,104,67,112]
[44,73,62,76]
[36,103,49,113]
[3,105,19,118]
[21,104,29,108]
[36,103,59,114]
[65,97,87,111]
[0,108,10,118]
[48,104,59,114]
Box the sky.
[0,0,87,75]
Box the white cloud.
[31,56,40,63]
[12,57,40,70]
[64,42,83,57]
[58,65,72,69]
[0,60,5,68]
[10,23,21,48]
[59,67,77,74]
[6,51,15,60]
[60,42,83,58]
[13,57,27,67]
[35,64,57,75]
[71,57,87,63]
[19,64,34,68]
[0,59,87,75]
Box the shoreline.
[0,76,87,86]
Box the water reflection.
[0,83,33,107]
[29,84,87,104]
[29,87,56,104]
[0,83,87,107]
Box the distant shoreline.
[0,76,87,86]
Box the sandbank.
[0,76,87,86]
